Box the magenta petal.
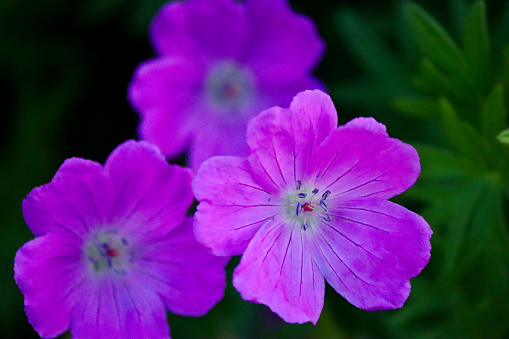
[309,119,420,200]
[194,156,280,256]
[188,116,250,172]
[311,198,432,310]
[22,158,108,238]
[233,216,325,324]
[71,277,169,339]
[247,90,337,192]
[150,0,247,62]
[134,218,227,316]
[241,0,324,82]
[105,140,193,240]
[14,233,84,338]
[128,57,204,157]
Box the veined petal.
[233,215,324,324]
[70,276,169,339]
[309,118,420,200]
[14,233,84,338]
[310,198,432,310]
[150,0,247,62]
[22,158,108,238]
[105,140,193,241]
[241,0,325,82]
[247,90,338,192]
[133,218,227,316]
[194,156,281,256]
[128,57,203,157]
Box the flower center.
[285,180,332,231]
[85,229,133,275]
[205,60,255,114]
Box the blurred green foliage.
[1,0,509,338]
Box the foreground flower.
[15,140,227,339]
[193,90,432,324]
[128,0,325,171]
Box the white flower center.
[85,229,133,275]
[284,180,332,230]
[205,60,255,114]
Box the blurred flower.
[193,90,432,324]
[14,140,227,339]
[128,0,325,170]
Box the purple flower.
[14,140,227,339]
[128,0,325,171]
[193,90,432,324]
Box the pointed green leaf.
[392,95,439,119]
[482,84,506,139]
[336,9,406,85]
[462,1,490,88]
[415,143,476,179]
[404,2,466,73]
[440,97,486,165]
[442,179,486,274]
[497,128,509,145]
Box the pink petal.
[247,90,338,192]
[193,156,280,256]
[240,0,325,82]
[150,0,247,63]
[188,114,250,172]
[233,215,325,324]
[14,233,84,338]
[128,57,204,157]
[70,276,169,339]
[133,218,227,316]
[310,198,432,310]
[105,140,193,242]
[308,118,420,200]
[22,158,108,238]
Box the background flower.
[193,90,432,324]
[14,140,227,338]
[128,0,325,170]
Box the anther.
[321,190,331,200]
[319,200,328,212]
[296,203,301,216]
[296,180,302,190]
[301,223,307,231]
[323,214,332,222]
[298,193,307,198]
[312,188,319,194]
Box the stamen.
[296,180,302,190]
[298,193,307,198]
[312,188,319,194]
[321,190,331,200]
[319,200,328,212]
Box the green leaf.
[392,95,440,120]
[404,2,466,74]
[440,97,486,165]
[442,179,486,274]
[462,1,490,89]
[497,128,509,145]
[413,58,476,103]
[482,84,506,139]
[415,143,477,179]
[336,9,406,85]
